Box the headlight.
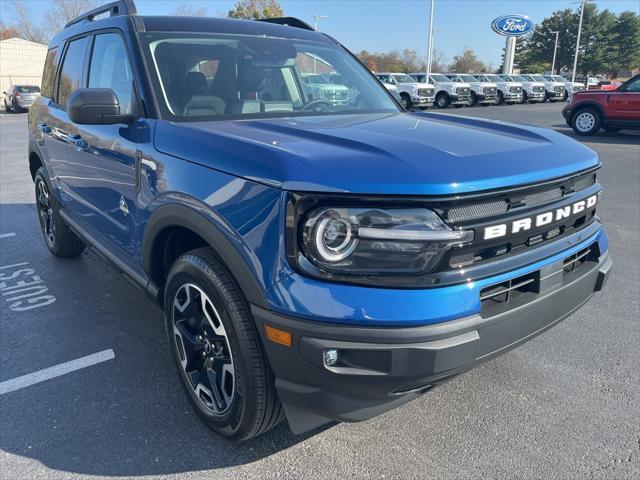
[300,206,473,276]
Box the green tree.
[611,11,640,75]
[449,47,485,73]
[227,0,284,20]
[174,3,207,17]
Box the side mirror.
[68,88,136,125]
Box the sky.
[2,0,639,66]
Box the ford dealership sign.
[491,14,534,37]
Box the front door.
[607,76,640,121]
[64,32,141,260]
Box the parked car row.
[372,72,587,109]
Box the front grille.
[483,86,497,94]
[554,85,565,93]
[440,170,599,270]
[509,86,522,93]
[456,87,470,95]
[479,243,599,318]
[573,86,584,92]
[533,85,544,92]
[418,88,434,97]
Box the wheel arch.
[143,203,268,309]
[571,101,605,120]
[28,141,44,181]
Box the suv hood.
[397,82,429,90]
[154,112,599,196]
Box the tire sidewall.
[164,256,253,438]
[436,93,449,108]
[34,168,59,251]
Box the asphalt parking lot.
[0,102,638,480]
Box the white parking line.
[0,233,16,239]
[0,349,115,395]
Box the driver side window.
[622,77,640,92]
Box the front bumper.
[548,91,565,100]
[411,95,435,107]
[450,94,471,105]
[528,92,546,101]
[503,92,522,101]
[476,93,496,103]
[256,237,611,434]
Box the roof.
[50,14,331,48]
[0,38,47,48]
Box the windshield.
[140,32,398,121]
[551,75,567,82]
[392,74,416,83]
[16,86,40,93]
[509,75,526,82]
[483,74,501,82]
[429,74,450,82]
[458,75,477,82]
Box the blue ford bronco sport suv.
[29,0,611,440]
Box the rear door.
[38,37,90,206]
[64,31,141,260]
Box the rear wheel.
[34,168,85,258]
[571,108,601,136]
[435,92,450,108]
[165,248,283,440]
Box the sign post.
[491,14,534,75]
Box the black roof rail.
[64,0,137,28]
[256,17,314,31]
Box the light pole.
[550,30,559,75]
[312,15,327,73]
[425,0,435,81]
[313,14,327,31]
[572,0,592,83]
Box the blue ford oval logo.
[491,14,534,37]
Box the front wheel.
[165,248,284,441]
[494,91,504,105]
[399,93,411,110]
[519,91,528,104]
[571,108,601,135]
[34,168,85,258]
[468,91,477,107]
[435,93,450,108]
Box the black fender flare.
[570,101,605,121]
[142,202,268,308]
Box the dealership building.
[0,37,47,100]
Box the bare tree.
[8,0,48,44]
[429,48,448,73]
[448,47,486,73]
[0,21,21,40]
[174,3,207,17]
[44,0,100,37]
[9,0,98,44]
[227,0,284,20]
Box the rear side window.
[41,48,59,98]
[57,37,89,108]
[88,33,134,114]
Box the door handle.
[69,135,88,150]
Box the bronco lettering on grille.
[483,194,598,240]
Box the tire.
[571,108,601,136]
[34,168,86,258]
[494,90,504,105]
[399,93,411,110]
[519,91,528,104]
[12,99,20,113]
[564,91,569,101]
[165,248,284,441]
[435,92,450,108]
[468,91,477,107]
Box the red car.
[563,74,640,135]
[597,80,620,91]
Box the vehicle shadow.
[0,202,333,476]
[551,124,640,145]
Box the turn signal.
[264,325,292,347]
